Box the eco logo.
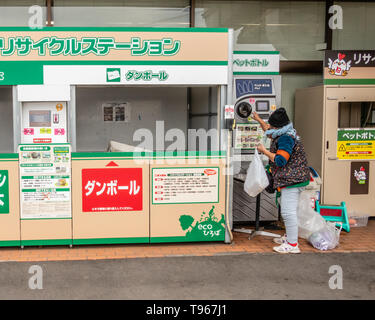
[179,206,225,241]
[328,53,352,76]
[106,68,121,82]
[0,170,9,214]
[354,166,367,184]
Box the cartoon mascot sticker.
[354,166,367,185]
[328,53,352,76]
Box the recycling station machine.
[295,50,375,218]
[0,27,234,247]
[1,28,370,249]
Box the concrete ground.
[1,252,374,300]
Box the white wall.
[75,86,188,152]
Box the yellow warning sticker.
[337,141,375,159]
[337,129,375,160]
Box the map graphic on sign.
[82,168,143,212]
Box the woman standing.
[252,108,310,254]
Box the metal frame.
[12,86,21,153]
[68,85,76,152]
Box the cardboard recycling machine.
[0,27,233,247]
[1,148,228,247]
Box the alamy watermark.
[28,265,43,290]
[328,265,343,290]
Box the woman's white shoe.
[273,242,301,254]
[273,234,287,245]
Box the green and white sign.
[0,27,229,86]
[18,144,72,219]
[233,51,279,75]
[0,170,9,214]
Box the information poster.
[152,167,219,204]
[337,129,375,160]
[234,123,263,149]
[19,144,71,219]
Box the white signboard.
[233,51,279,74]
[152,167,219,204]
[44,65,228,85]
[19,144,72,219]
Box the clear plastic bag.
[297,190,328,239]
[244,150,269,197]
[308,222,342,251]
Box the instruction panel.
[18,144,72,219]
[152,167,219,204]
[337,129,375,160]
[234,123,263,150]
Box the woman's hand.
[251,111,261,122]
[257,143,266,154]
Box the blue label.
[236,79,273,98]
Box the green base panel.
[0,240,21,247]
[21,239,73,247]
[150,236,225,244]
[73,237,149,245]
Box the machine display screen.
[29,110,51,127]
[256,101,270,112]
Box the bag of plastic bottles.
[308,222,342,251]
[297,190,327,239]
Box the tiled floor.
[0,220,374,262]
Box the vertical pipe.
[224,29,234,243]
[12,86,21,153]
[226,28,234,107]
[187,87,191,151]
[187,0,195,150]
[255,194,261,231]
[69,85,77,152]
[190,0,195,28]
[46,0,54,27]
[208,87,212,131]
[325,0,333,50]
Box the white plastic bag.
[244,150,269,197]
[308,222,342,251]
[297,190,328,239]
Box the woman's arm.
[257,144,275,162]
[251,111,270,132]
[257,135,295,167]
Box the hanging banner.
[18,144,72,219]
[337,129,375,160]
